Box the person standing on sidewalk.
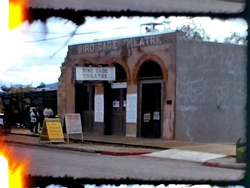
[30,107,40,134]
[43,105,54,118]
[41,105,54,131]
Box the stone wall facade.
[58,32,177,139]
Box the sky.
[0,5,248,87]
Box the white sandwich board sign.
[65,113,83,143]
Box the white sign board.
[126,94,137,123]
[65,113,83,143]
[65,113,83,134]
[75,67,115,81]
[111,82,127,89]
[95,95,104,122]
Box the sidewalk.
[4,128,246,170]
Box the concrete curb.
[9,132,168,150]
[142,155,246,170]
[203,161,219,167]
[11,132,39,138]
[141,154,246,170]
[100,151,152,156]
[4,138,153,156]
[203,161,246,170]
[4,140,98,154]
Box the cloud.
[1,16,247,87]
[1,64,60,87]
[1,16,154,87]
[6,55,63,71]
[0,74,16,81]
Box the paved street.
[8,143,244,181]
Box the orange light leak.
[0,138,28,188]
[9,0,27,30]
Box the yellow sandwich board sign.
[39,118,64,143]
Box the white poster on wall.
[113,100,119,108]
[153,111,160,120]
[95,95,104,122]
[126,94,137,123]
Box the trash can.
[236,138,247,163]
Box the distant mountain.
[0,81,59,89]
[46,82,58,89]
[0,81,9,87]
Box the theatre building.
[58,31,246,143]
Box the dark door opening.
[138,60,163,138]
[111,88,127,135]
[75,84,95,133]
[141,83,161,138]
[109,63,127,135]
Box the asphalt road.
[8,143,245,181]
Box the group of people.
[30,105,54,134]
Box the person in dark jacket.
[30,107,40,134]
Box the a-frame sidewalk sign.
[39,118,65,143]
[65,113,83,144]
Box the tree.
[1,85,10,92]
[223,32,247,45]
[9,84,31,94]
[175,19,211,41]
[162,17,247,45]
[37,82,46,88]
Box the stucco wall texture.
[175,33,247,143]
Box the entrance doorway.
[138,61,163,138]
[140,82,161,138]
[110,63,127,135]
[75,84,95,133]
[111,87,127,135]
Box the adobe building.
[58,31,246,143]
